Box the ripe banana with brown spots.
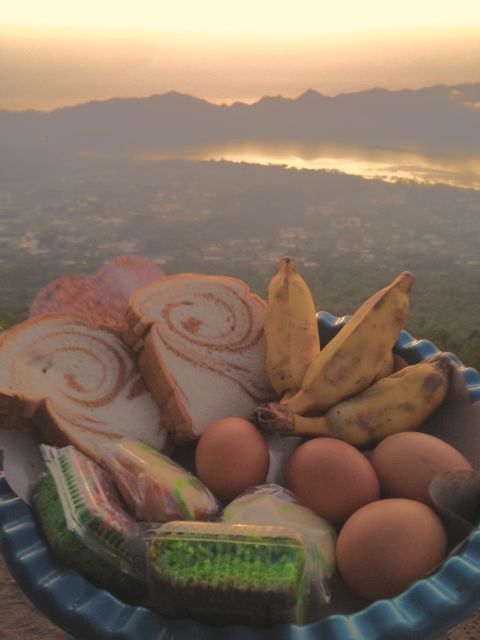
[256,353,451,446]
[264,256,320,398]
[267,270,415,419]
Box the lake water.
[137,140,480,190]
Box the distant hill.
[1,84,480,155]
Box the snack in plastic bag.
[147,520,330,626]
[222,483,337,576]
[103,439,219,522]
[40,444,147,582]
[32,469,148,604]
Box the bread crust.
[124,273,272,444]
[0,388,31,422]
[0,313,167,461]
[32,398,123,465]
[125,272,267,342]
[138,326,194,443]
[33,398,83,448]
[0,413,33,431]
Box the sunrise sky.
[2,0,480,110]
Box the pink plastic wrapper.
[102,439,220,523]
[29,255,164,330]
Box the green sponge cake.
[148,521,323,625]
[33,472,148,605]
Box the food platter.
[1,311,480,640]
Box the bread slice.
[123,273,274,443]
[0,313,167,462]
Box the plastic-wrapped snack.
[41,444,147,582]
[147,521,330,626]
[32,470,148,604]
[102,439,219,522]
[222,483,336,577]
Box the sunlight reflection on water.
[135,140,480,190]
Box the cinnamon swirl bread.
[124,274,274,443]
[0,314,167,462]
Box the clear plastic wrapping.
[222,483,337,577]
[101,439,219,522]
[41,444,147,581]
[147,520,330,626]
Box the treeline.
[1,261,478,373]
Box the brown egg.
[286,437,380,525]
[371,432,472,505]
[336,498,448,601]
[195,417,270,503]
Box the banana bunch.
[257,354,451,446]
[263,265,415,414]
[257,260,450,446]
[282,270,415,416]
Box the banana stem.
[253,402,334,439]
[293,414,333,437]
[283,387,322,416]
[251,402,296,435]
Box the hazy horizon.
[2,25,480,111]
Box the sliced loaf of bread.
[123,273,274,443]
[0,314,167,462]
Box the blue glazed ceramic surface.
[1,311,480,640]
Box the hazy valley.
[1,84,479,370]
[0,147,479,371]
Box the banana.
[254,353,451,446]
[373,350,394,381]
[264,256,320,398]
[277,271,415,416]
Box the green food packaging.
[147,520,330,626]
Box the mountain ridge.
[4,82,480,115]
[1,83,479,154]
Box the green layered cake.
[33,471,149,604]
[148,521,319,625]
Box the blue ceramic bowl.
[1,311,480,640]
